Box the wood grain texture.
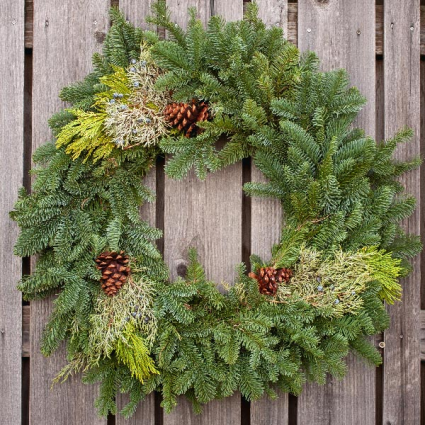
[119,0,155,31]
[162,1,242,424]
[0,1,25,424]
[383,1,421,424]
[250,1,287,423]
[251,391,288,425]
[212,0,243,22]
[168,0,211,28]
[115,2,156,423]
[256,0,287,31]
[297,1,376,424]
[30,1,109,424]
[298,354,376,424]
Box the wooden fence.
[1,0,425,424]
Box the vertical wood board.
[0,1,25,424]
[212,0,243,21]
[298,0,376,133]
[168,0,211,28]
[30,1,109,424]
[250,1,288,422]
[297,1,376,424]
[162,1,243,424]
[255,0,287,32]
[383,1,421,424]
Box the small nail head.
[378,341,385,349]
[356,29,361,36]
[12,19,17,25]
[93,20,97,26]
[410,25,414,31]
[307,28,312,33]
[45,19,49,27]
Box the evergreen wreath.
[10,2,422,417]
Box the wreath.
[11,2,421,418]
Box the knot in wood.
[176,262,188,278]
[95,31,106,44]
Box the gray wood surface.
[212,0,243,21]
[115,2,156,423]
[297,1,376,424]
[0,1,25,424]
[30,1,109,424]
[168,0,211,28]
[162,1,242,424]
[120,0,156,31]
[256,0,287,31]
[250,1,287,423]
[383,1,421,424]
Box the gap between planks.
[20,305,425,360]
[23,2,425,55]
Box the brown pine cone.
[249,267,292,296]
[164,98,210,137]
[95,251,130,296]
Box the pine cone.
[249,267,292,296]
[164,99,210,137]
[95,251,130,296]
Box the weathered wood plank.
[383,1,421,424]
[212,0,243,21]
[168,0,211,28]
[162,1,242,424]
[163,162,243,284]
[23,1,425,56]
[250,1,287,424]
[115,2,157,423]
[0,1,25,424]
[297,1,376,424]
[256,0,287,34]
[30,1,109,424]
